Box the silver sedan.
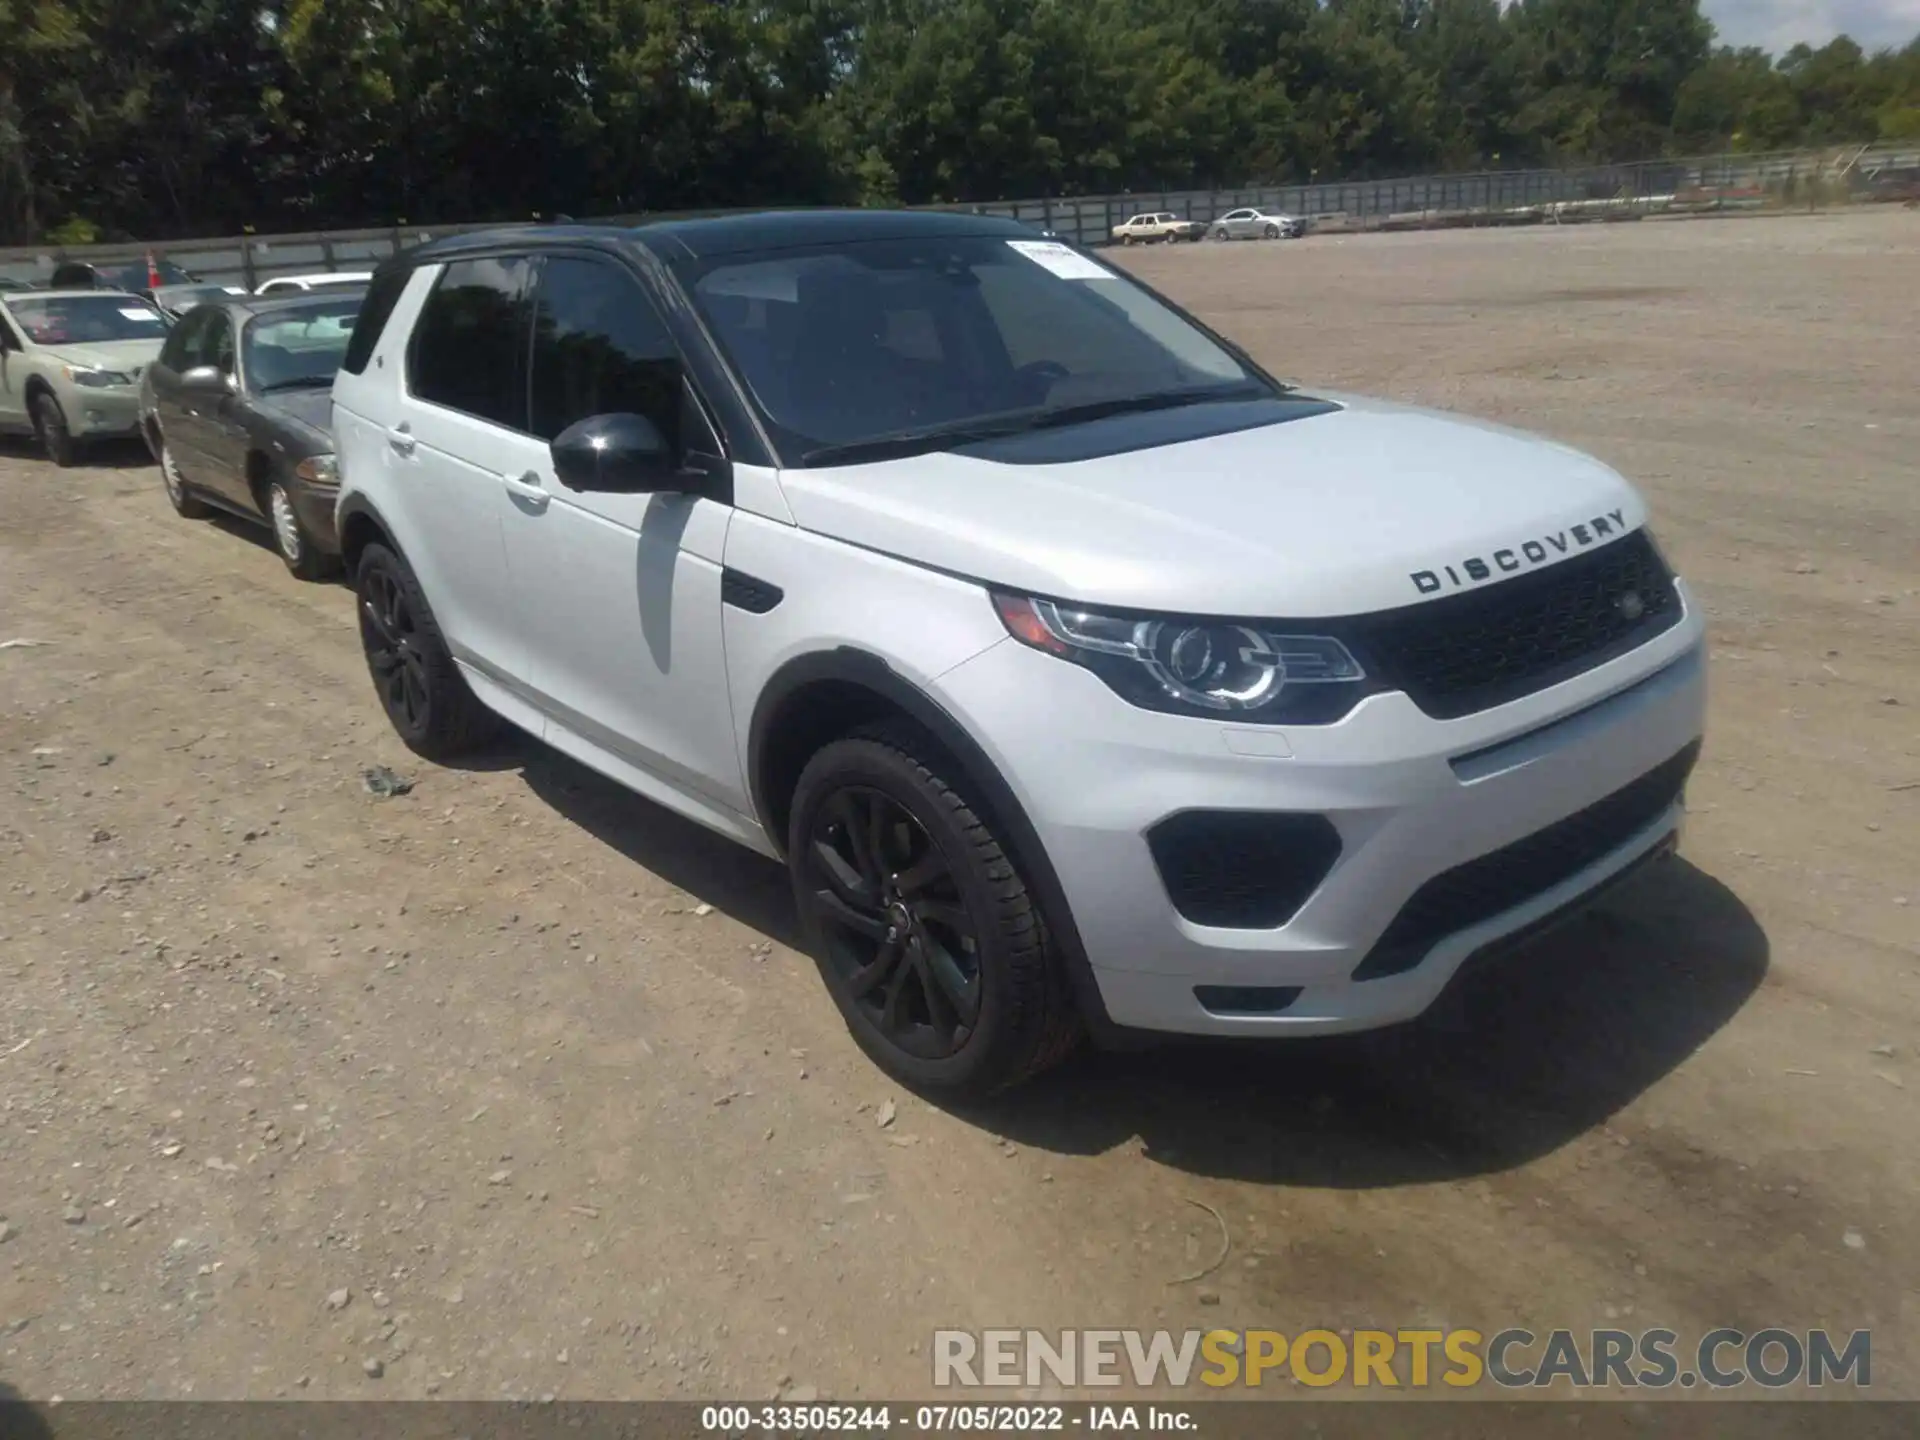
[1208,208,1305,240]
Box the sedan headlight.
[293,454,339,486]
[992,593,1372,724]
[65,366,133,388]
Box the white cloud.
[1706,0,1920,52]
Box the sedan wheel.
[158,437,210,518]
[268,479,335,581]
[1263,223,1281,239]
[32,393,76,468]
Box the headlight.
[991,593,1371,724]
[65,366,132,388]
[294,454,339,486]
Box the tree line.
[2,0,1917,246]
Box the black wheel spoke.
[879,960,913,1032]
[912,941,959,1041]
[910,898,969,933]
[811,835,873,907]
[846,935,905,999]
[918,928,981,1025]
[827,791,882,888]
[892,849,947,898]
[813,886,889,941]
[866,797,894,883]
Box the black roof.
[399,209,1034,268]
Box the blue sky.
[1706,0,1920,52]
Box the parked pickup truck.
[1111,212,1206,244]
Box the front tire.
[1263,223,1281,239]
[789,722,1080,1098]
[354,541,500,760]
[32,393,76,468]
[267,478,336,581]
[1210,226,1229,241]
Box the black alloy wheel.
[360,561,430,736]
[804,784,982,1060]
[352,542,500,759]
[789,724,1081,1096]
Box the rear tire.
[354,541,500,760]
[31,393,76,468]
[789,721,1081,1098]
[157,434,211,518]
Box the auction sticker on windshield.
[119,308,163,322]
[1006,240,1113,281]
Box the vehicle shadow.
[0,1379,52,1440]
[469,735,1766,1189]
[502,737,802,948]
[0,434,153,470]
[974,856,1768,1187]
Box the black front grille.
[1353,739,1699,980]
[1148,811,1342,929]
[1352,530,1681,720]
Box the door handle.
[501,470,548,508]
[386,424,416,457]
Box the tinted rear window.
[340,266,411,376]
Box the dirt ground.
[1,209,1915,1406]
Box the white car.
[255,271,373,296]
[330,214,1706,1096]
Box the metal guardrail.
[3,144,1915,288]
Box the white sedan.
[1209,208,1304,241]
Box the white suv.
[331,213,1706,1096]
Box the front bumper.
[290,480,342,553]
[935,586,1707,1037]
[63,386,144,439]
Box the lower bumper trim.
[1354,738,1701,981]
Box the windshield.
[243,297,364,391]
[158,284,241,309]
[5,295,168,344]
[685,235,1264,465]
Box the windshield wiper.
[257,377,335,393]
[797,383,1270,467]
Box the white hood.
[44,338,165,375]
[776,395,1647,618]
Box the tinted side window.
[160,310,208,369]
[527,257,681,445]
[207,313,235,373]
[409,257,531,429]
[341,266,409,375]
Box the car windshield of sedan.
[243,296,364,392]
[6,295,169,344]
[156,283,244,311]
[687,234,1268,465]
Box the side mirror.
[180,364,234,395]
[550,412,675,492]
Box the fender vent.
[722,569,783,614]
